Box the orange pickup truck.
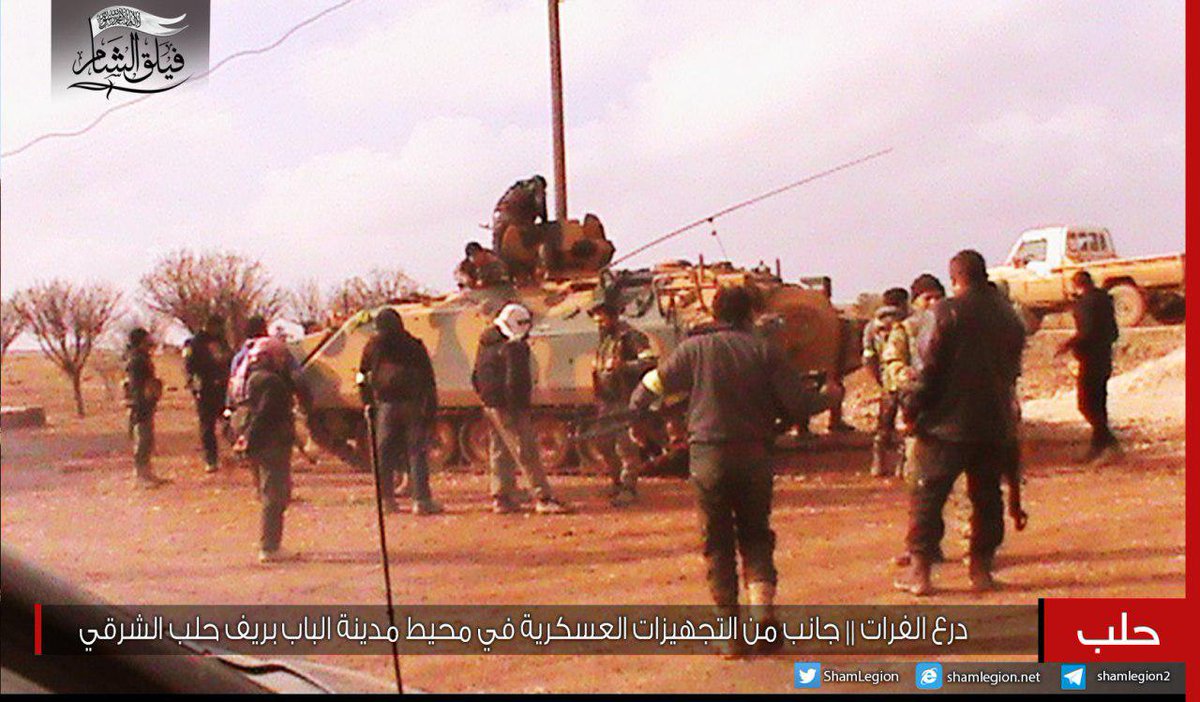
[989,226,1185,330]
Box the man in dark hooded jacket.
[184,315,232,473]
[237,337,297,563]
[358,308,443,515]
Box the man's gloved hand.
[356,372,373,407]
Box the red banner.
[1042,598,1186,663]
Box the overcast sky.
[0,0,1186,306]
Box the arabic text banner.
[1042,598,1183,663]
[39,605,1038,656]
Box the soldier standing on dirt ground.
[1056,270,1122,465]
[357,308,444,516]
[232,338,298,564]
[472,303,574,515]
[184,315,232,474]
[588,287,658,507]
[886,274,948,568]
[894,250,1026,597]
[866,289,909,477]
[631,286,834,656]
[124,327,167,488]
[455,242,510,290]
[883,274,946,477]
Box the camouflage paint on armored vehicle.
[294,221,863,474]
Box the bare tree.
[141,250,285,346]
[13,281,122,417]
[287,279,327,332]
[1,296,27,364]
[326,268,426,324]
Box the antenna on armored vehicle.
[608,147,894,268]
[548,0,568,223]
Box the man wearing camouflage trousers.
[589,288,657,507]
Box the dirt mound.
[1023,345,1185,434]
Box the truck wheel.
[1109,283,1147,328]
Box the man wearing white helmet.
[472,303,573,514]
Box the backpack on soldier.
[225,337,288,445]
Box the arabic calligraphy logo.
[1075,611,1160,654]
[55,2,210,99]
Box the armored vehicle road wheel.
[533,415,572,472]
[460,414,492,468]
[426,418,459,471]
[577,437,612,476]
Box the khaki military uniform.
[123,347,162,483]
[593,321,656,495]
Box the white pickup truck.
[989,226,1185,330]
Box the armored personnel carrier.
[293,217,863,473]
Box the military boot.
[747,581,783,655]
[710,605,749,659]
[893,555,934,597]
[968,553,997,593]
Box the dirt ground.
[0,326,1186,693]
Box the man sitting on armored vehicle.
[455,242,510,290]
[492,175,555,280]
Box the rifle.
[1003,442,1028,531]
[571,408,655,443]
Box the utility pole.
[547,0,568,222]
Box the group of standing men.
[121,244,1124,609]
[861,253,1121,596]
[124,315,302,563]
[355,285,658,519]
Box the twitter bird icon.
[794,662,822,689]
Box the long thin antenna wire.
[2,0,360,159]
[709,220,730,260]
[363,405,405,694]
[609,147,893,268]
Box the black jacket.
[905,285,1026,444]
[123,348,159,422]
[184,330,231,401]
[244,368,296,457]
[359,332,437,407]
[645,324,818,444]
[472,327,533,410]
[1064,287,1119,366]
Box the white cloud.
[1,0,1185,305]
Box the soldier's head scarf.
[495,303,533,341]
